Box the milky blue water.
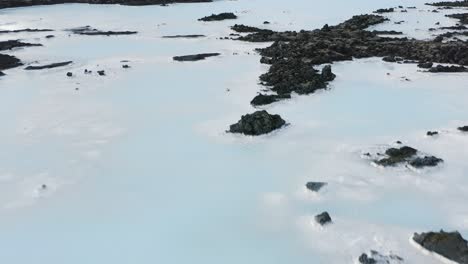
[0,1,468,263]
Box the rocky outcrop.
[413,230,468,264]
[458,126,468,132]
[428,65,468,73]
[68,26,137,36]
[0,40,42,51]
[173,53,220,61]
[0,0,212,9]
[315,212,332,226]
[25,61,73,70]
[427,131,439,136]
[198,12,237,22]
[0,54,22,70]
[228,110,286,136]
[306,182,327,192]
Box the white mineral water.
[0,0,467,263]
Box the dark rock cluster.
[458,126,468,132]
[228,110,286,136]
[413,230,468,264]
[198,12,237,22]
[232,14,468,108]
[374,146,443,168]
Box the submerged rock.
[198,12,237,22]
[228,110,286,136]
[306,182,327,192]
[25,61,73,70]
[250,93,291,106]
[359,251,404,264]
[68,26,137,36]
[0,53,22,70]
[162,34,206,38]
[173,53,220,62]
[315,212,332,226]
[413,230,468,264]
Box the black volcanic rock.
[376,146,417,166]
[315,212,332,226]
[374,8,395,14]
[173,53,220,61]
[250,93,291,106]
[306,182,327,192]
[228,110,286,136]
[25,61,73,70]
[458,126,468,132]
[418,62,433,69]
[0,54,22,70]
[373,145,443,168]
[413,230,468,264]
[0,40,42,51]
[427,1,468,7]
[0,28,53,33]
[162,34,205,38]
[0,0,212,9]
[233,13,468,110]
[198,12,237,22]
[0,71,4,76]
[409,156,443,168]
[427,131,439,136]
[321,65,336,81]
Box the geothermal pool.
[0,0,467,263]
